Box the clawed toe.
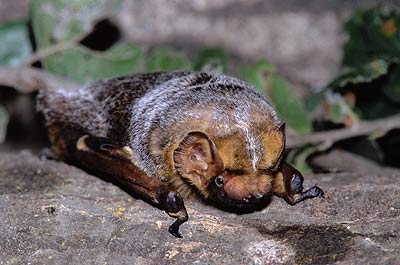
[168,223,183,238]
[306,185,325,198]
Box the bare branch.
[287,115,400,149]
[0,28,92,93]
[23,42,75,67]
[310,149,400,176]
[23,31,89,66]
[0,66,80,93]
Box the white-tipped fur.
[37,71,283,182]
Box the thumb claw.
[168,224,183,238]
[167,210,188,238]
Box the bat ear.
[174,132,223,189]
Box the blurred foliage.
[146,48,191,72]
[286,146,314,174]
[32,0,118,46]
[0,3,399,169]
[239,60,312,135]
[343,7,400,67]
[0,106,9,143]
[323,91,359,126]
[320,6,400,122]
[303,7,400,123]
[0,21,32,67]
[239,60,276,91]
[31,0,143,83]
[193,48,228,72]
[31,0,310,135]
[38,43,144,83]
[0,21,33,143]
[329,59,389,89]
[303,6,400,167]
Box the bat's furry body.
[38,72,282,198]
[37,71,323,237]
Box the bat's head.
[173,125,288,210]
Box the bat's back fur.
[37,71,283,196]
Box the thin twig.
[310,149,400,176]
[287,115,400,148]
[0,66,80,93]
[0,29,90,92]
[23,31,90,66]
[23,42,75,67]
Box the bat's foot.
[286,172,325,205]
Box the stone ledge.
[0,151,399,264]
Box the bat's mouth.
[206,176,273,212]
[207,192,273,213]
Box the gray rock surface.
[1,151,399,264]
[0,0,30,24]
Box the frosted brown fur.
[37,71,324,237]
[37,71,283,198]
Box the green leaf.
[31,0,195,79]
[330,103,343,123]
[267,76,312,135]
[329,59,389,90]
[146,48,191,72]
[286,147,315,174]
[343,7,400,67]
[239,60,311,134]
[383,64,400,103]
[32,0,143,82]
[193,47,228,73]
[303,91,325,113]
[44,42,144,83]
[239,60,277,93]
[0,21,32,66]
[324,7,400,122]
[0,105,9,143]
[324,92,359,124]
[32,0,120,46]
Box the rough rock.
[0,0,30,24]
[1,151,399,264]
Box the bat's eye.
[215,176,224,187]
